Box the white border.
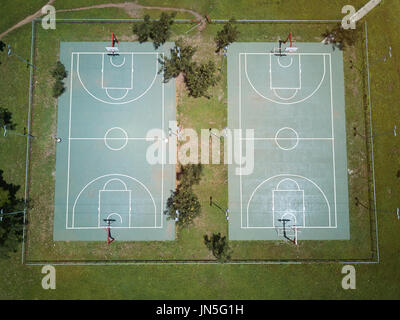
[65,51,165,231]
[238,51,337,231]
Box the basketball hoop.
[106,32,120,55]
[276,218,300,245]
[106,46,120,56]
[285,47,298,53]
[273,32,298,56]
[103,218,116,244]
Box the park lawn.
[0,0,48,34]
[0,0,399,299]
[22,15,374,262]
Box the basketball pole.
[2,125,35,138]
[353,125,397,138]
[278,218,297,245]
[8,45,37,70]
[209,196,229,220]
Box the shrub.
[204,233,232,262]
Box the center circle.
[274,127,299,151]
[104,127,128,151]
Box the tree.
[0,107,16,130]
[0,170,25,259]
[165,188,201,227]
[0,40,5,65]
[321,23,357,50]
[185,60,218,98]
[214,19,240,53]
[165,164,204,227]
[180,163,203,188]
[150,12,176,49]
[159,38,196,82]
[133,14,152,43]
[52,79,65,98]
[204,232,232,262]
[51,61,67,98]
[52,61,67,80]
[0,188,10,208]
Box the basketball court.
[228,42,350,241]
[53,41,176,241]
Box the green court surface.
[228,42,350,241]
[53,42,176,241]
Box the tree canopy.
[321,23,357,50]
[204,232,232,263]
[165,164,203,227]
[151,12,176,49]
[166,188,201,227]
[179,163,203,188]
[0,170,25,259]
[184,60,218,98]
[52,61,67,80]
[214,19,240,53]
[51,61,67,98]
[132,14,152,43]
[133,12,176,49]
[159,39,196,83]
[0,107,16,130]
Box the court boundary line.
[239,49,337,231]
[66,49,166,231]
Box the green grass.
[0,0,399,299]
[0,0,48,34]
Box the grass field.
[0,0,399,299]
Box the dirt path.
[0,1,206,40]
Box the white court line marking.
[244,53,326,105]
[109,55,126,68]
[104,127,128,151]
[270,54,301,90]
[67,226,162,229]
[274,127,299,151]
[276,178,300,190]
[240,137,334,140]
[245,174,331,229]
[329,54,337,228]
[238,52,335,231]
[160,53,165,229]
[102,178,128,191]
[71,174,157,229]
[69,137,161,141]
[239,53,243,228]
[105,88,129,100]
[66,54,74,228]
[66,52,166,231]
[76,52,158,105]
[277,56,293,68]
[272,88,299,101]
[102,53,133,90]
[106,213,123,224]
